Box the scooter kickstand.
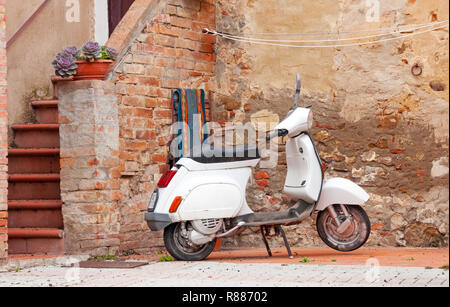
[260,226,272,257]
[276,225,294,259]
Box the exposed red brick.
[152,153,167,163]
[106,0,216,254]
[256,179,270,187]
[254,171,270,180]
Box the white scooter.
[145,74,371,261]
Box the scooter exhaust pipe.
[216,221,246,238]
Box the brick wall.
[59,80,121,256]
[109,0,216,253]
[0,0,7,261]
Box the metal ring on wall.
[411,63,423,76]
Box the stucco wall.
[214,0,449,248]
[6,0,93,135]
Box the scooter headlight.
[307,111,314,130]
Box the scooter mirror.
[293,73,301,109]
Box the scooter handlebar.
[266,129,288,141]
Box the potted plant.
[52,42,118,80]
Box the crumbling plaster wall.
[214,0,449,248]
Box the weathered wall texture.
[59,80,121,256]
[0,0,7,261]
[6,0,93,136]
[109,0,216,253]
[214,0,449,248]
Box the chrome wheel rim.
[173,223,210,255]
[322,205,362,246]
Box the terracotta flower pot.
[74,60,115,81]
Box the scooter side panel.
[284,135,322,203]
[178,183,242,220]
[155,167,252,222]
[315,177,370,211]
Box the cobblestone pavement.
[0,261,448,287]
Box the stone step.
[12,124,60,148]
[32,100,59,124]
[8,174,60,200]
[8,228,64,255]
[8,148,60,174]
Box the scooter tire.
[316,205,371,252]
[164,223,217,261]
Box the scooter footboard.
[315,178,369,211]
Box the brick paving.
[0,259,448,287]
[0,248,448,287]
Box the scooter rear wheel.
[316,205,370,252]
[164,222,217,261]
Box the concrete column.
[58,80,121,256]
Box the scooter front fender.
[315,178,369,211]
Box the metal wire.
[232,20,449,37]
[216,20,449,43]
[206,22,449,48]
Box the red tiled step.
[31,100,58,108]
[8,148,60,174]
[8,148,60,156]
[8,228,64,254]
[8,200,63,229]
[32,100,59,124]
[8,228,63,239]
[8,238,64,255]
[9,209,63,229]
[8,173,60,182]
[11,123,59,130]
[8,200,62,210]
[8,174,61,200]
[12,124,60,148]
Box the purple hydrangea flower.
[106,47,118,60]
[52,52,78,78]
[64,46,79,57]
[81,42,101,61]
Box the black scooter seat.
[186,145,260,164]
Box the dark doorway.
[108,0,136,36]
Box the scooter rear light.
[157,170,177,188]
[321,162,328,179]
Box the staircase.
[8,99,64,254]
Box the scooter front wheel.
[164,222,216,261]
[316,205,370,252]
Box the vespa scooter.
[145,74,371,261]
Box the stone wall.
[56,0,448,255]
[0,0,7,262]
[109,0,216,253]
[214,0,449,248]
[59,80,121,256]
